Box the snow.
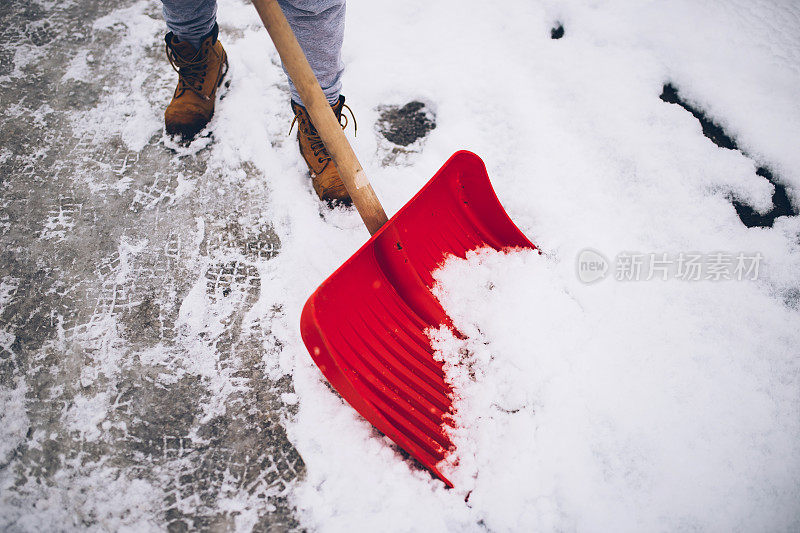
[81,3,165,153]
[8,465,162,532]
[2,0,799,529]
[431,248,800,531]
[61,50,93,83]
[253,0,800,529]
[0,378,28,465]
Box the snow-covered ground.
[1,0,799,531]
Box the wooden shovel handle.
[251,0,389,235]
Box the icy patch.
[63,391,110,442]
[0,378,29,465]
[0,276,18,308]
[61,49,93,83]
[0,45,45,83]
[31,104,55,127]
[430,247,800,531]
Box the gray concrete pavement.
[0,1,301,530]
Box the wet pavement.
[0,0,302,529]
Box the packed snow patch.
[429,248,800,531]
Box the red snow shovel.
[253,0,535,487]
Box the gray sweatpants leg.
[160,0,345,104]
[161,0,217,49]
[278,0,346,104]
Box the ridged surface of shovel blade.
[300,151,536,486]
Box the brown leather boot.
[290,96,356,203]
[164,24,228,140]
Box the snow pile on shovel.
[429,248,800,532]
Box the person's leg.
[280,0,350,202]
[161,0,227,139]
[161,0,218,49]
[278,0,346,105]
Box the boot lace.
[289,103,357,164]
[166,41,211,99]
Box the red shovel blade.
[300,151,535,486]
